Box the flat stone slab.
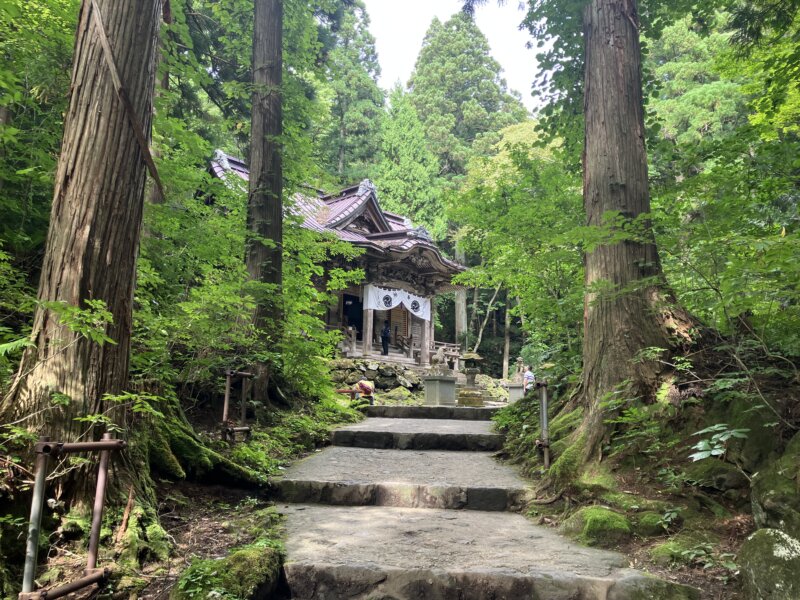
[331,418,502,451]
[279,504,699,600]
[366,405,500,420]
[271,447,530,511]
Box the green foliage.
[374,85,445,237]
[319,0,385,182]
[45,299,116,346]
[647,14,748,150]
[449,121,583,368]
[408,13,527,177]
[0,0,77,256]
[688,423,749,461]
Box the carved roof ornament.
[214,149,231,172]
[358,179,377,197]
[407,226,433,242]
[409,254,432,270]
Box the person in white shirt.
[523,366,535,395]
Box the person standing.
[523,365,536,395]
[380,319,391,355]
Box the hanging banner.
[365,284,431,321]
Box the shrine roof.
[209,151,464,277]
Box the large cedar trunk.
[1,0,162,442]
[246,0,283,329]
[146,0,172,205]
[246,0,283,401]
[454,248,468,345]
[578,0,683,457]
[502,290,511,380]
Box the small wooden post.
[222,370,232,423]
[240,377,249,426]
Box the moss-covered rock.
[561,506,632,547]
[475,374,509,401]
[634,512,667,537]
[381,386,411,402]
[685,460,749,492]
[648,531,720,566]
[751,432,800,540]
[739,528,800,600]
[171,543,282,599]
[59,511,90,540]
[599,491,671,514]
[328,358,357,371]
[578,464,617,493]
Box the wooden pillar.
[363,307,374,356]
[420,314,430,366]
[430,297,436,347]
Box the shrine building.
[210,152,464,366]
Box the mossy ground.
[492,382,772,598]
[169,505,284,599]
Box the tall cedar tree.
[408,13,526,178]
[375,85,442,235]
[324,0,384,183]
[1,0,162,442]
[463,0,694,458]
[578,0,690,458]
[247,0,283,324]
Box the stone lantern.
[458,352,484,407]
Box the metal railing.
[535,381,551,468]
[20,432,126,600]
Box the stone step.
[365,405,500,421]
[331,418,503,451]
[271,447,530,511]
[277,504,699,600]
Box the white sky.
[361,0,539,112]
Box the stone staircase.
[271,406,699,599]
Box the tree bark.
[578,0,689,457]
[502,289,511,380]
[1,0,162,441]
[247,0,283,330]
[146,0,172,205]
[454,247,468,346]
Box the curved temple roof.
[210,152,465,290]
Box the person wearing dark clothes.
[380,319,391,355]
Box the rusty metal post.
[240,377,249,426]
[86,434,112,571]
[222,370,232,423]
[21,438,50,593]
[539,381,550,469]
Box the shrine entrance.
[342,293,363,340]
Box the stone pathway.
[273,406,699,599]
